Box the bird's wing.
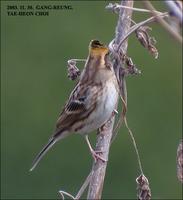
[54,82,101,137]
[55,84,89,132]
[30,83,102,171]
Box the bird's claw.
[91,150,107,163]
[112,109,118,116]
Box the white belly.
[79,82,118,134]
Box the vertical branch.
[87,1,134,199]
[87,119,116,200]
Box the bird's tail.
[30,137,56,171]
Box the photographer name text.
[7,5,73,16]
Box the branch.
[87,1,134,199]
[106,3,162,14]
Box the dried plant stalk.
[177,140,183,183]
[136,174,151,200]
[87,1,134,199]
[143,1,182,44]
[67,59,86,80]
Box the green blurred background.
[1,1,182,199]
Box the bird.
[30,39,119,171]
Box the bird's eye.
[94,40,101,45]
[91,40,103,47]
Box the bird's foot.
[85,135,107,163]
[90,149,107,163]
[112,109,118,116]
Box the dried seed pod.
[135,26,158,59]
[177,140,183,183]
[67,60,81,80]
[136,174,151,200]
[119,55,141,76]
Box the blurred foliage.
[1,1,182,199]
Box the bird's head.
[89,40,109,56]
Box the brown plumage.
[30,40,119,171]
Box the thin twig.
[124,117,143,174]
[59,190,75,200]
[75,172,92,199]
[58,172,92,200]
[143,1,182,44]
[112,82,144,175]
[106,3,162,14]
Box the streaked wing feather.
[55,84,88,131]
[66,100,86,113]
